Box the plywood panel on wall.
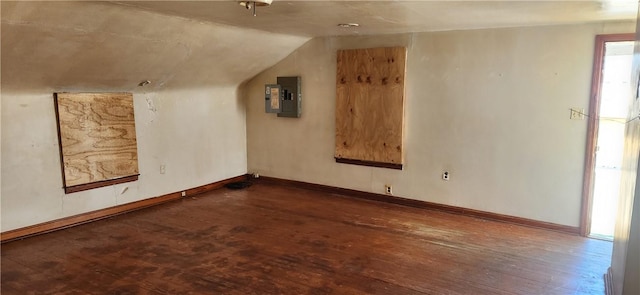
[335,47,407,169]
[54,93,139,193]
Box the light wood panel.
[54,93,139,193]
[335,47,406,168]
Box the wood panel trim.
[580,33,636,236]
[0,175,248,243]
[64,175,139,194]
[335,157,403,170]
[256,176,580,235]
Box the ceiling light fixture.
[239,0,272,16]
[338,23,360,28]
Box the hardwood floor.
[1,183,611,294]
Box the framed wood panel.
[54,92,139,193]
[335,47,407,169]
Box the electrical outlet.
[442,171,450,181]
[570,108,585,120]
[181,191,186,197]
[252,172,260,179]
[385,185,393,195]
[160,164,166,174]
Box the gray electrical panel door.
[277,76,301,118]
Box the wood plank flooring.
[1,183,612,294]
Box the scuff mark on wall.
[146,97,157,112]
[145,96,157,123]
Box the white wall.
[245,22,635,227]
[0,2,634,233]
[1,88,246,230]
[0,2,308,232]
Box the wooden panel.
[335,47,406,167]
[54,93,139,191]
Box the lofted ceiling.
[0,1,309,91]
[110,0,639,37]
[2,1,636,92]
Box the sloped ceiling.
[0,1,309,92]
[111,0,638,37]
[1,1,636,91]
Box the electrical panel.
[264,76,301,118]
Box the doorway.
[582,34,635,239]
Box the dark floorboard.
[1,183,612,294]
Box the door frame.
[580,33,635,237]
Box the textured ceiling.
[2,1,636,91]
[1,1,309,91]
[110,0,639,37]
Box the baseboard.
[254,176,580,235]
[604,267,614,295]
[3,174,579,243]
[0,175,248,243]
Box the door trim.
[580,33,635,236]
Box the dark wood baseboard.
[604,267,614,295]
[0,175,248,243]
[255,176,580,235]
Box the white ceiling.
[2,1,636,91]
[0,1,309,91]
[110,1,639,37]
